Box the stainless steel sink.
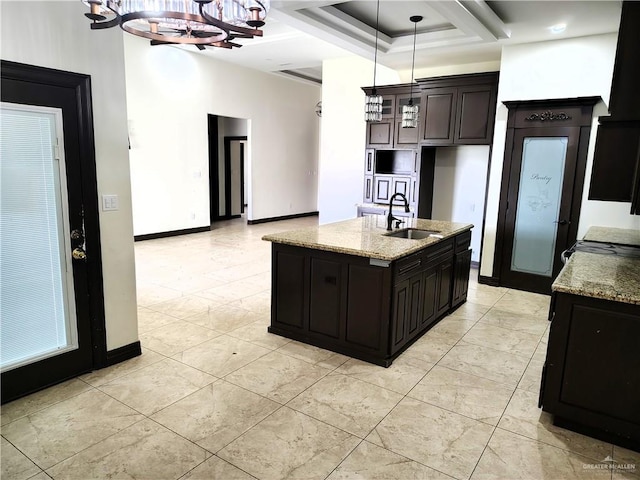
[384,229,442,240]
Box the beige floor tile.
[438,341,530,387]
[173,334,271,377]
[136,307,180,333]
[181,455,257,480]
[288,374,403,438]
[184,304,262,333]
[276,341,349,369]
[479,307,549,335]
[218,407,360,480]
[471,428,612,480]
[613,446,640,478]
[498,388,613,462]
[226,319,291,350]
[136,283,183,307]
[233,291,272,315]
[225,351,330,403]
[408,366,514,426]
[493,290,551,317]
[98,358,215,415]
[162,273,229,294]
[151,380,279,453]
[45,419,208,480]
[146,294,229,320]
[465,287,507,307]
[447,302,491,322]
[197,280,267,304]
[22,472,50,480]
[327,441,453,480]
[367,397,494,480]
[335,355,434,395]
[1,390,143,469]
[517,358,544,394]
[80,348,165,387]
[424,316,479,344]
[0,379,92,426]
[0,437,42,480]
[401,333,457,364]
[461,323,541,357]
[139,320,221,356]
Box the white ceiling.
[194,0,622,84]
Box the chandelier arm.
[198,4,264,37]
[120,11,229,45]
[89,0,121,30]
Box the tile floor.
[2,217,639,480]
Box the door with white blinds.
[1,61,101,403]
[1,103,79,371]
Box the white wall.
[432,146,490,263]
[398,60,502,83]
[1,1,138,350]
[319,56,400,224]
[125,35,321,235]
[480,33,639,278]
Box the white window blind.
[1,104,77,372]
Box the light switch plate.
[102,194,119,211]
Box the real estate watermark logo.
[583,455,636,473]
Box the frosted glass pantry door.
[0,103,78,372]
[510,137,568,277]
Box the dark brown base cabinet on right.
[540,292,640,451]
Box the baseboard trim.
[248,211,319,225]
[470,261,480,269]
[478,275,500,287]
[134,226,210,241]
[104,341,142,367]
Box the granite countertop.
[583,226,640,247]
[262,216,473,261]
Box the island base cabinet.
[269,234,469,367]
[540,292,640,451]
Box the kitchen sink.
[384,229,442,240]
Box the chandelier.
[82,0,270,49]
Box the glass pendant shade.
[365,94,383,122]
[401,103,419,128]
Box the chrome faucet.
[387,193,410,230]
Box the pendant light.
[364,0,382,123]
[402,15,422,129]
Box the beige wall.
[1,1,138,350]
[124,35,321,234]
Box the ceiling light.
[549,23,567,34]
[364,0,382,123]
[402,15,422,129]
[82,0,269,50]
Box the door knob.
[72,247,87,261]
[554,220,569,225]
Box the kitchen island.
[540,226,640,451]
[262,216,473,366]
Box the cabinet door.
[273,249,307,330]
[367,121,394,147]
[309,258,342,339]
[374,176,392,203]
[436,260,453,317]
[392,176,411,201]
[452,249,472,308]
[422,87,457,144]
[454,85,496,144]
[421,265,438,329]
[391,279,409,353]
[395,93,421,146]
[381,95,395,119]
[365,149,375,174]
[407,274,423,337]
[363,175,374,203]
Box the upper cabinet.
[589,1,640,214]
[418,72,499,146]
[363,86,421,148]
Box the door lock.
[554,220,569,225]
[72,247,87,261]
[71,229,84,241]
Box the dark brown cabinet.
[589,1,640,213]
[417,72,498,147]
[269,232,470,367]
[540,292,640,451]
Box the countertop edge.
[551,284,640,306]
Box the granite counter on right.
[539,226,640,452]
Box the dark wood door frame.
[493,97,600,293]
[1,60,110,402]
[224,136,247,218]
[208,114,220,223]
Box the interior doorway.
[208,114,248,224]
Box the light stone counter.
[583,226,640,247]
[552,251,640,305]
[262,216,473,261]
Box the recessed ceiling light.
[549,23,567,34]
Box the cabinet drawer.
[425,239,454,265]
[455,230,472,253]
[393,251,423,283]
